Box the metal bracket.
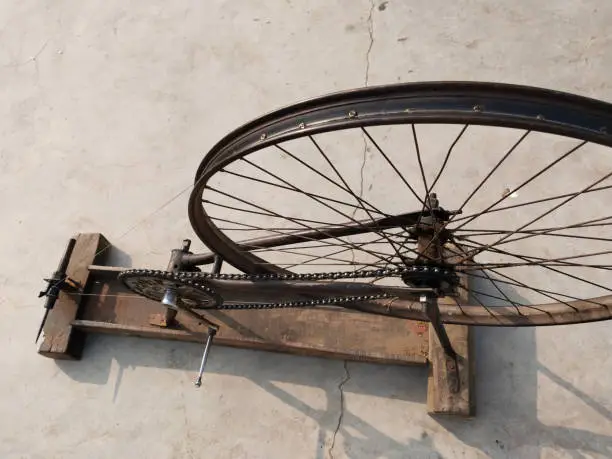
[421,294,460,393]
[36,238,81,343]
[161,239,197,325]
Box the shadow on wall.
[55,272,612,458]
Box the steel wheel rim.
[188,82,612,325]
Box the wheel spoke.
[240,156,409,260]
[361,127,425,205]
[452,183,612,224]
[492,216,612,247]
[209,215,419,264]
[461,261,612,270]
[220,167,369,214]
[464,269,606,312]
[275,143,387,218]
[251,237,391,252]
[454,140,587,231]
[457,130,531,214]
[204,195,355,229]
[413,125,470,254]
[454,238,612,271]
[457,237,612,294]
[450,295,467,315]
[204,191,400,266]
[247,242,386,270]
[454,215,612,254]
[478,269,523,314]
[309,134,388,220]
[255,233,400,270]
[428,124,468,193]
[465,270,572,312]
[419,130,531,258]
[310,135,417,261]
[457,167,612,262]
[455,284,499,318]
[205,186,411,237]
[412,124,428,194]
[455,228,612,244]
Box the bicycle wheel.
[188,82,612,326]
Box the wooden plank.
[72,315,429,365]
[40,234,431,365]
[37,233,110,359]
[426,322,473,416]
[76,268,430,365]
[40,234,478,415]
[427,251,475,416]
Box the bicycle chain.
[120,265,453,310]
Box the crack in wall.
[358,0,375,215]
[350,0,376,242]
[364,0,375,86]
[328,360,351,459]
[331,9,374,455]
[2,39,49,69]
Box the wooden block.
[37,233,109,359]
[427,268,475,416]
[427,323,474,416]
[72,310,429,365]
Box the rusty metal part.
[163,239,201,324]
[414,193,459,373]
[36,238,80,343]
[121,270,221,309]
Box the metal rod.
[212,255,223,275]
[423,294,460,393]
[422,294,456,359]
[194,328,216,387]
[57,238,77,275]
[183,209,447,267]
[35,309,51,345]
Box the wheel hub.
[121,270,221,309]
[401,193,460,295]
[400,263,459,296]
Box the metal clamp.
[36,238,81,343]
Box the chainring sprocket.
[120,270,221,309]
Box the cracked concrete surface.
[2,1,612,458]
[329,361,351,459]
[364,0,375,87]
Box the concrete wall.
[2,1,611,458]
